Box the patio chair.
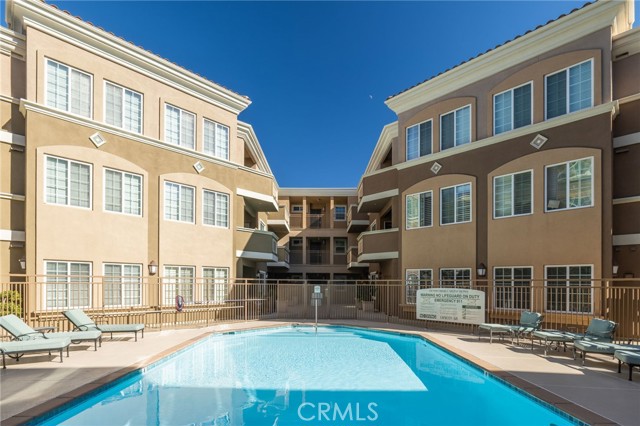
[64,309,145,342]
[478,311,543,344]
[532,318,617,358]
[614,350,640,381]
[0,337,71,368]
[0,314,102,351]
[573,340,640,366]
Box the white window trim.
[492,169,534,219]
[102,263,143,307]
[290,238,303,247]
[103,168,143,217]
[544,58,594,120]
[406,118,433,161]
[334,205,347,221]
[492,266,533,311]
[163,181,196,224]
[405,190,433,230]
[203,118,230,160]
[163,265,196,304]
[44,155,93,210]
[439,104,472,151]
[43,260,92,309]
[202,189,229,229]
[439,268,472,287]
[44,58,94,119]
[493,81,533,135]
[103,81,144,134]
[440,182,472,226]
[544,264,594,314]
[334,238,348,254]
[202,266,229,304]
[544,156,594,213]
[292,205,303,213]
[405,268,433,305]
[164,103,196,149]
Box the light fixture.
[18,256,26,270]
[477,263,487,278]
[613,263,619,276]
[148,260,158,276]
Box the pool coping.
[5,321,619,426]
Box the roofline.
[362,122,398,177]
[6,0,251,115]
[385,0,634,115]
[237,121,275,178]
[279,188,358,197]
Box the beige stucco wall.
[487,147,602,280]
[401,174,477,275]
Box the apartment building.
[356,0,639,314]
[266,188,369,282]
[0,0,280,307]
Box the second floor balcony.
[267,207,290,238]
[347,204,369,233]
[235,228,278,261]
[357,228,399,262]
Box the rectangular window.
[545,265,592,313]
[440,105,471,151]
[406,120,432,160]
[203,119,229,160]
[203,189,229,228]
[45,156,91,208]
[46,59,92,118]
[165,104,195,149]
[45,261,91,308]
[406,191,432,229]
[104,263,142,306]
[545,59,593,119]
[494,267,532,310]
[104,169,142,216]
[441,183,471,225]
[105,82,143,133]
[334,238,347,254]
[494,171,532,218]
[203,267,229,303]
[405,269,432,304]
[334,205,346,221]
[291,205,303,213]
[494,82,532,135]
[163,266,195,304]
[440,268,471,288]
[164,182,195,223]
[545,157,593,211]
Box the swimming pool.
[33,326,581,425]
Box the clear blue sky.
[3,1,638,188]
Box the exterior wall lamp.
[613,263,619,276]
[148,260,158,276]
[18,256,26,270]
[477,263,487,278]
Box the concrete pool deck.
[0,320,638,425]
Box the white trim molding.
[0,26,26,59]
[0,130,26,146]
[236,188,279,212]
[235,250,278,262]
[613,234,640,246]
[0,229,26,242]
[613,196,640,205]
[0,192,26,201]
[358,252,399,262]
[279,188,357,197]
[613,131,640,149]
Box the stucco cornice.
[363,122,398,177]
[613,27,640,60]
[363,102,618,179]
[385,0,633,115]
[19,99,252,172]
[0,26,25,59]
[236,121,274,178]
[8,0,250,114]
[279,188,357,197]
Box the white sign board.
[416,288,485,324]
[314,285,321,293]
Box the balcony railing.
[1,276,638,342]
[307,249,330,265]
[357,228,399,261]
[307,214,328,229]
[235,228,277,260]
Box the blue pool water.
[33,326,580,426]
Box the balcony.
[357,228,399,262]
[347,246,369,269]
[358,169,398,213]
[307,213,328,229]
[267,207,290,238]
[267,246,290,269]
[237,188,278,212]
[235,228,278,261]
[307,250,330,265]
[347,204,369,233]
